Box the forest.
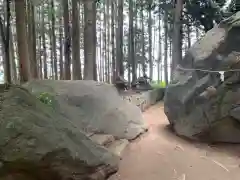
[1,1,240,179]
[0,0,238,85]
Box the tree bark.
[72,0,82,80]
[158,8,162,83]
[116,0,124,77]
[172,0,183,70]
[0,0,11,84]
[41,6,47,79]
[27,0,38,78]
[84,0,96,80]
[141,0,145,75]
[63,0,71,80]
[148,0,153,80]
[15,0,30,82]
[9,27,17,83]
[51,0,58,80]
[59,17,64,80]
[128,0,136,82]
[164,11,168,85]
[111,0,116,82]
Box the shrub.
[37,92,54,106]
[151,81,166,88]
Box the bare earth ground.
[109,103,240,180]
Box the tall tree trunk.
[133,1,138,77]
[103,0,108,82]
[129,0,136,82]
[105,0,108,82]
[51,0,58,80]
[172,0,183,70]
[111,0,116,82]
[50,39,54,78]
[99,16,103,81]
[84,0,96,80]
[15,0,30,82]
[102,7,106,81]
[80,4,84,77]
[164,11,168,85]
[72,0,82,80]
[0,0,11,83]
[27,0,37,78]
[63,0,71,80]
[116,0,124,77]
[106,0,110,82]
[9,27,17,83]
[148,0,153,80]
[59,18,64,80]
[158,9,162,83]
[31,3,37,78]
[93,2,97,81]
[38,34,42,79]
[187,17,191,49]
[141,0,145,75]
[169,39,173,80]
[41,7,47,79]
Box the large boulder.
[164,12,240,143]
[24,80,147,140]
[0,86,119,180]
[122,88,164,112]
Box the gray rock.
[24,80,147,140]
[106,139,129,158]
[164,12,240,143]
[0,87,119,180]
[90,134,115,146]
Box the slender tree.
[0,0,11,83]
[63,0,71,80]
[59,16,64,80]
[140,0,145,75]
[164,11,168,85]
[15,0,30,82]
[84,0,97,80]
[148,0,153,79]
[72,0,82,80]
[172,0,183,72]
[111,0,116,82]
[158,6,162,83]
[50,0,58,80]
[128,0,136,82]
[116,0,124,77]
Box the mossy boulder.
[0,86,118,180]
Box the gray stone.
[90,134,115,146]
[0,87,119,180]
[164,12,240,143]
[106,139,129,158]
[24,80,147,140]
[122,88,164,112]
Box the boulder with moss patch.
[24,80,147,140]
[0,86,119,180]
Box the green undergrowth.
[151,81,166,89]
[37,92,54,107]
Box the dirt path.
[109,103,240,180]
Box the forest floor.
[109,103,240,180]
